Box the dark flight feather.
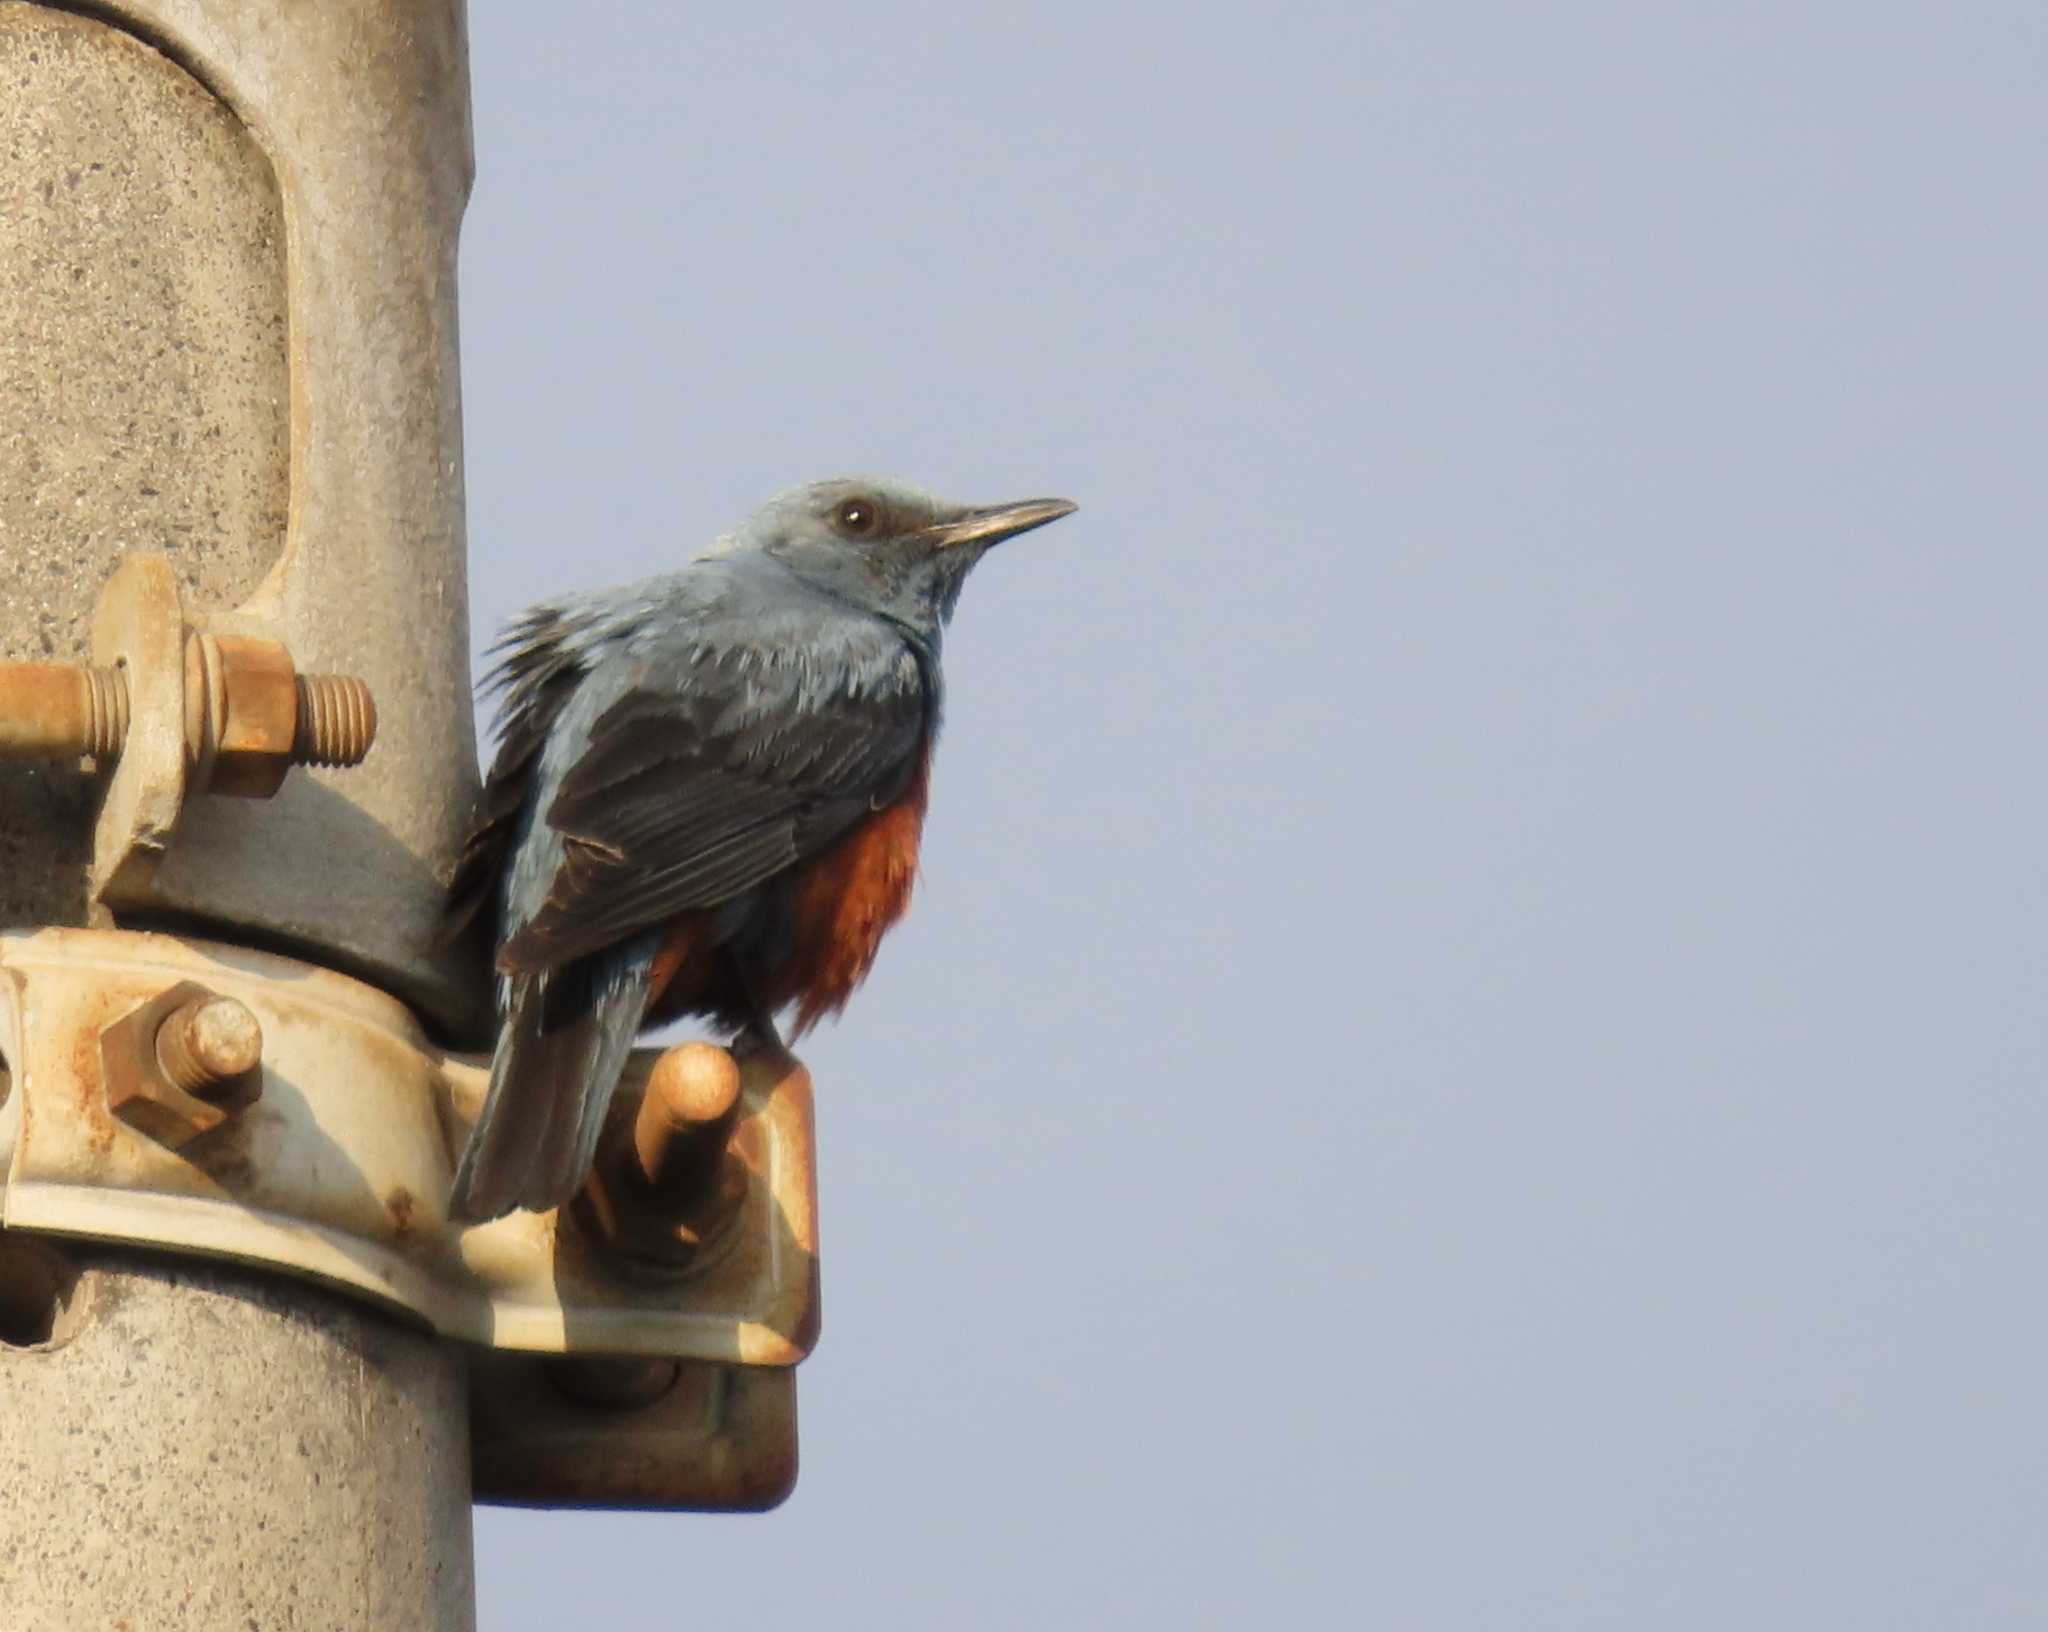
[447,931,659,1219]
[494,645,929,973]
[443,603,600,943]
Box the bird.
[442,476,1076,1221]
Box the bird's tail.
[448,933,658,1222]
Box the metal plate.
[89,553,187,901]
[470,1351,799,1511]
[0,927,819,1363]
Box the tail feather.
[449,934,658,1222]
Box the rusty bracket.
[0,927,818,1509]
[470,1351,798,1510]
[0,553,377,901]
[100,979,264,1150]
[0,928,819,1365]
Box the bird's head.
[718,477,1076,639]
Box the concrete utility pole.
[0,4,815,1626]
[0,2,481,1624]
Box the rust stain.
[72,989,119,1153]
[386,1184,418,1240]
[0,660,100,756]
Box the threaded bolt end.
[293,674,377,766]
[84,665,130,759]
[155,996,263,1097]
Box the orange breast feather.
[780,745,931,1034]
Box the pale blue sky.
[461,5,2048,1627]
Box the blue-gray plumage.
[446,477,1075,1221]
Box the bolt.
[154,995,263,1096]
[630,1042,742,1204]
[83,664,128,758]
[0,663,130,759]
[0,651,374,774]
[577,1042,750,1269]
[104,983,265,1148]
[293,674,377,767]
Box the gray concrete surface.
[0,3,288,930]
[0,1238,475,1630]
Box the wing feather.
[443,603,601,941]
[494,613,930,974]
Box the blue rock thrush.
[444,477,1076,1220]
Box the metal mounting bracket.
[0,552,373,904]
[0,926,819,1509]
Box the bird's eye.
[834,497,880,537]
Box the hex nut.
[189,633,297,798]
[101,980,263,1150]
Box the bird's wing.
[493,613,931,974]
[443,600,603,942]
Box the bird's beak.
[930,497,1078,548]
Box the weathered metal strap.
[0,927,819,1364]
